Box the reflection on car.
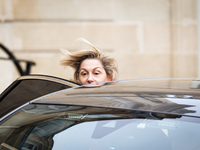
[0,75,200,150]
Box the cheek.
[96,73,110,82]
[78,76,85,81]
[77,74,85,84]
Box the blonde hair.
[60,38,118,83]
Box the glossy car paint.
[0,76,200,150]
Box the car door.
[0,75,79,120]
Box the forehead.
[80,59,103,69]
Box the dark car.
[0,75,200,150]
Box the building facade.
[0,0,198,92]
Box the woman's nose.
[87,74,94,83]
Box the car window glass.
[0,79,72,119]
[1,104,200,150]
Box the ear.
[107,74,112,81]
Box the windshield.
[0,103,200,150]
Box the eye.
[81,72,87,76]
[94,72,100,75]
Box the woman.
[60,38,118,86]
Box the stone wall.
[0,0,198,92]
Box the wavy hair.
[60,38,118,83]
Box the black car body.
[0,75,200,150]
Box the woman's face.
[77,59,111,85]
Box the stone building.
[0,0,199,92]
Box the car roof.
[33,78,200,118]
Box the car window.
[0,75,78,119]
[51,119,200,150]
[1,103,200,150]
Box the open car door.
[0,75,79,120]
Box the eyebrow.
[80,67,102,72]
